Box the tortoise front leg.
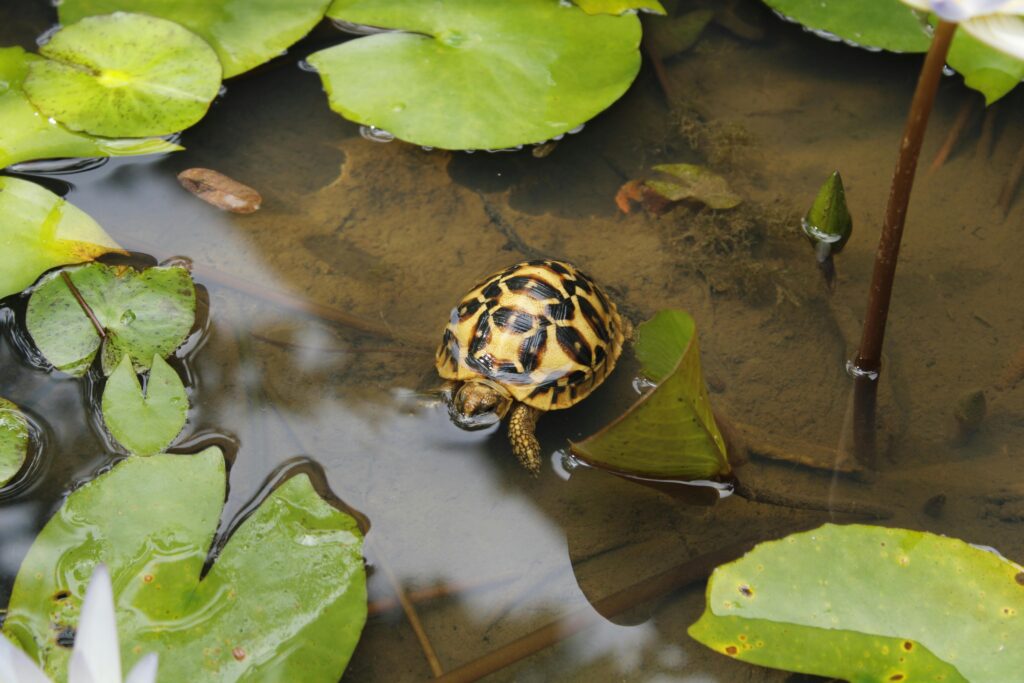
[508,403,542,475]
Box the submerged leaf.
[689,523,1024,682]
[0,47,181,169]
[310,0,643,150]
[0,175,124,300]
[24,13,222,137]
[645,9,715,57]
[60,0,331,78]
[0,398,29,487]
[572,0,665,15]
[102,355,187,456]
[177,167,262,214]
[3,448,367,681]
[571,310,730,481]
[646,164,742,209]
[26,262,196,377]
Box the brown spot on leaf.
[902,641,913,651]
[232,647,246,661]
[890,674,905,681]
[53,590,71,601]
[143,574,154,583]
[1015,572,1024,586]
[724,645,738,655]
[738,584,753,597]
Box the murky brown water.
[3,2,1024,681]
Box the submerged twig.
[929,96,977,172]
[434,537,773,683]
[368,574,518,617]
[733,482,891,519]
[977,102,999,159]
[60,271,106,340]
[367,540,446,678]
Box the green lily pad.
[0,47,181,169]
[570,309,730,480]
[646,163,742,209]
[3,447,367,681]
[689,524,1024,682]
[0,398,29,487]
[948,27,1024,105]
[24,13,222,138]
[762,0,931,52]
[310,0,643,150]
[26,262,196,377]
[102,355,187,456]
[59,0,331,79]
[0,175,124,300]
[572,0,665,15]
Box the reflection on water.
[3,1,1024,681]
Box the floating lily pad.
[102,355,187,456]
[646,163,742,209]
[571,309,730,481]
[4,447,367,681]
[0,398,29,487]
[0,175,124,300]
[24,13,222,138]
[59,0,331,78]
[26,262,196,377]
[572,0,665,15]
[0,47,181,169]
[310,0,643,150]
[689,523,1024,681]
[763,0,931,52]
[948,26,1024,104]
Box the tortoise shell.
[436,259,626,411]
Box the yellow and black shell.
[436,259,626,411]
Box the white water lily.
[902,0,1024,58]
[0,565,157,683]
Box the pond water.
[3,1,1024,681]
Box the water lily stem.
[60,271,106,340]
[852,21,957,463]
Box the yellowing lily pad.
[59,0,332,78]
[310,0,643,150]
[0,46,181,169]
[689,524,1024,682]
[4,447,367,681]
[0,398,29,487]
[0,175,124,300]
[102,355,187,456]
[24,13,222,138]
[571,309,730,481]
[26,262,196,377]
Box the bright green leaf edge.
[947,26,1024,105]
[313,0,643,150]
[102,354,187,456]
[60,0,332,79]
[689,523,1024,682]
[570,309,730,481]
[25,13,222,138]
[4,448,368,681]
[0,175,124,300]
[26,262,196,377]
[0,397,29,487]
[572,0,666,16]
[0,46,181,169]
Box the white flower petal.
[68,565,122,683]
[123,654,158,683]
[962,13,1024,59]
[900,0,935,12]
[0,636,53,683]
[901,0,1024,19]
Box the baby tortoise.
[436,259,627,474]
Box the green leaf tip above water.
[0,46,182,168]
[571,309,730,481]
[4,447,367,681]
[102,354,188,456]
[24,12,222,138]
[59,0,332,78]
[26,262,196,377]
[0,397,29,487]
[0,175,124,300]
[311,0,643,150]
[689,523,1024,682]
[802,170,851,257]
[572,0,665,16]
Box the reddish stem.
[852,21,957,462]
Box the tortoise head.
[449,379,513,431]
